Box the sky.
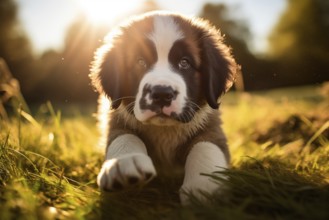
[17,0,286,55]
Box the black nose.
[150,85,177,107]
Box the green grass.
[1,85,328,219]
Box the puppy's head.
[90,11,237,126]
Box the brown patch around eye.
[173,18,201,67]
[178,38,201,68]
[137,57,147,68]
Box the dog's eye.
[178,58,190,70]
[137,57,147,68]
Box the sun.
[77,0,142,25]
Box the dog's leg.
[180,141,228,205]
[97,134,157,191]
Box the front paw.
[179,175,221,205]
[97,153,157,191]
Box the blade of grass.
[306,121,329,147]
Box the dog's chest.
[140,126,189,166]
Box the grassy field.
[1,85,328,220]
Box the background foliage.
[268,0,329,86]
[0,0,328,104]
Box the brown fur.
[104,104,230,169]
[91,12,238,184]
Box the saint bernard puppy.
[90,11,237,204]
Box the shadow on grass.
[209,158,329,220]
[87,158,329,220]
[86,173,182,220]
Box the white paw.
[180,141,228,205]
[97,153,157,191]
[179,175,221,205]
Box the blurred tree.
[0,0,37,98]
[35,15,108,103]
[268,0,329,85]
[199,4,251,47]
[199,3,272,90]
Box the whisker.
[183,114,188,123]
[123,101,135,129]
[186,100,202,111]
[110,96,136,106]
[126,102,135,116]
[186,110,194,122]
[180,111,188,123]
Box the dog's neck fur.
[109,103,218,166]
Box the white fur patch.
[105,134,147,159]
[134,16,188,123]
[97,134,157,190]
[145,93,153,105]
[148,15,183,61]
[180,142,228,205]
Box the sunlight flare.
[77,0,141,24]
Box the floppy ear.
[89,42,124,109]
[200,31,237,109]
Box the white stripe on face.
[134,15,188,124]
[148,15,184,62]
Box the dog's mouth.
[155,112,171,118]
[145,113,179,126]
[140,109,193,126]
